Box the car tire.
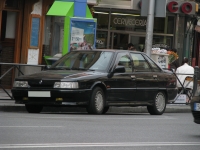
[87,87,105,114]
[147,92,166,115]
[102,106,109,114]
[25,104,43,113]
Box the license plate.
[28,91,51,97]
[194,103,200,111]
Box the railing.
[170,66,199,104]
[0,62,45,100]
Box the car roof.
[71,49,147,55]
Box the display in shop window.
[151,48,169,69]
[30,18,40,47]
[70,20,96,51]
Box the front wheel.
[147,92,166,115]
[25,104,43,113]
[87,87,105,114]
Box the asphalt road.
[0,112,199,150]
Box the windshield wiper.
[71,67,95,71]
[50,67,71,70]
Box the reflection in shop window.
[93,12,109,29]
[96,31,107,49]
[153,36,173,49]
[154,16,174,34]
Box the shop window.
[44,16,64,56]
[154,16,174,34]
[1,11,17,41]
[93,12,109,29]
[96,31,108,49]
[113,33,128,50]
[152,36,173,49]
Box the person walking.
[176,57,194,103]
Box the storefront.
[93,0,197,65]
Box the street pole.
[145,0,155,57]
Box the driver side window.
[117,53,132,73]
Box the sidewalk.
[0,89,191,113]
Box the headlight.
[13,81,29,88]
[54,82,79,89]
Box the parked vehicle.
[11,49,178,115]
[190,90,200,124]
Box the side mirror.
[114,65,126,73]
[107,66,126,78]
[43,65,51,70]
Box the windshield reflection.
[51,51,114,71]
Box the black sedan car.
[12,49,178,115]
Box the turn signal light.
[56,98,63,101]
[23,97,28,100]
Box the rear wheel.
[25,104,43,113]
[87,87,105,114]
[147,92,166,115]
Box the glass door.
[129,35,146,52]
[111,32,129,50]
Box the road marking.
[0,126,62,128]
[0,142,200,148]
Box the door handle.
[131,75,136,79]
[153,75,157,79]
[153,75,157,77]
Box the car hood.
[15,70,106,81]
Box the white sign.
[174,94,186,104]
[71,27,84,43]
[27,49,39,65]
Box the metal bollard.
[193,66,199,95]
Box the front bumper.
[190,96,200,124]
[11,88,92,106]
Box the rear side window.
[143,55,162,72]
[130,53,151,72]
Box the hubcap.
[155,93,165,112]
[95,91,103,111]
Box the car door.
[130,53,159,102]
[108,52,136,102]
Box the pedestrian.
[127,43,136,51]
[176,57,194,103]
[168,48,180,71]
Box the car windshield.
[51,51,114,71]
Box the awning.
[47,1,74,17]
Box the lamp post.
[144,0,155,57]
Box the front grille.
[29,84,53,88]
[28,80,56,88]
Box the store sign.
[132,0,196,15]
[167,1,194,14]
[113,17,147,26]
